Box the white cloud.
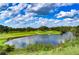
[4,19,12,24]
[0,3,79,28]
[54,20,61,23]
[8,3,26,14]
[4,12,36,24]
[55,3,73,7]
[56,9,79,18]
[26,3,73,15]
[0,3,28,20]
[27,3,50,11]
[27,3,45,11]
[0,4,23,20]
[27,3,73,12]
[64,18,74,22]
[4,16,79,28]
[0,10,12,20]
[0,3,8,7]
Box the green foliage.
[38,26,49,31]
[0,24,79,55]
[8,37,79,55]
[0,45,14,55]
[0,24,79,36]
[26,44,54,52]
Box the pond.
[5,32,75,48]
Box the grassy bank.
[0,30,79,55]
[0,30,61,46]
[8,37,79,55]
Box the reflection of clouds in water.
[58,32,75,43]
[5,32,75,48]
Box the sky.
[0,3,79,28]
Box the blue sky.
[0,3,79,28]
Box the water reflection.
[5,32,75,48]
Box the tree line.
[0,25,79,36]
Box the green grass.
[0,30,61,46]
[0,40,6,46]
[7,37,79,55]
[0,30,79,55]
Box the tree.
[38,26,48,31]
[26,27,33,31]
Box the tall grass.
[0,30,79,55]
[7,36,79,55]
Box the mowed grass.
[0,30,61,46]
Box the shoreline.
[0,30,61,46]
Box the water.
[5,32,75,48]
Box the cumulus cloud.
[26,3,73,15]
[55,3,73,7]
[0,10,12,20]
[4,16,79,28]
[0,3,8,7]
[0,3,28,20]
[0,3,79,28]
[4,19,12,24]
[8,3,27,15]
[56,9,79,18]
[4,12,36,25]
[26,3,54,15]
[0,3,74,20]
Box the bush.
[0,45,15,55]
